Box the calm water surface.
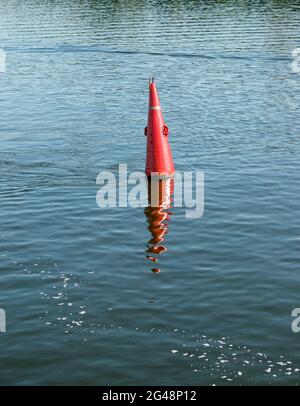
[1,0,300,385]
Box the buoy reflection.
[144,177,174,273]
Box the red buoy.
[145,77,175,178]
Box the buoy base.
[146,171,175,179]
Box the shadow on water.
[144,177,174,273]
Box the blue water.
[1,0,300,385]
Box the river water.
[1,0,300,385]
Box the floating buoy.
[145,77,175,178]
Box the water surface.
[1,0,300,385]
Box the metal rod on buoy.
[144,77,175,178]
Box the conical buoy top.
[145,78,175,178]
[148,77,160,109]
